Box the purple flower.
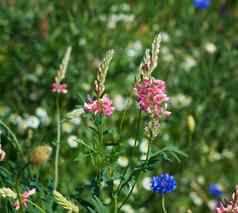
[151,173,176,195]
[193,0,211,9]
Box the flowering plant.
[0,34,186,212]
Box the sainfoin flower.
[216,185,238,213]
[135,79,171,118]
[13,188,36,210]
[151,173,176,195]
[51,82,68,94]
[208,183,223,198]
[52,46,72,94]
[193,0,211,9]
[84,95,114,117]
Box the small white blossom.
[121,204,134,213]
[182,56,197,71]
[140,154,147,161]
[113,179,120,188]
[67,135,78,148]
[126,41,142,58]
[25,115,40,129]
[160,32,170,43]
[114,95,127,111]
[204,42,216,54]
[142,177,151,191]
[208,200,217,210]
[128,138,136,147]
[139,139,149,154]
[36,107,50,125]
[117,156,129,167]
[190,192,203,206]
[171,94,192,108]
[161,47,174,62]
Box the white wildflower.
[36,107,50,125]
[208,200,216,210]
[160,32,170,43]
[67,135,78,148]
[139,139,149,154]
[142,177,151,191]
[114,95,127,111]
[171,94,192,108]
[204,42,216,54]
[190,192,203,206]
[25,115,40,129]
[182,56,197,71]
[128,138,136,147]
[126,41,142,58]
[121,204,134,213]
[117,156,129,167]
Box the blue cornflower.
[151,173,176,195]
[208,184,223,198]
[193,0,211,9]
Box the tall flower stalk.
[52,46,72,190]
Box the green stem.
[29,200,46,213]
[15,178,24,213]
[118,175,139,210]
[145,139,151,162]
[114,195,118,213]
[54,95,61,191]
[0,120,23,156]
[135,110,142,146]
[162,196,167,213]
[118,135,151,209]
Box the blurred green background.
[0,0,238,212]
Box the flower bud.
[29,145,52,166]
[187,115,196,133]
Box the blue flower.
[208,184,223,197]
[151,173,176,195]
[193,0,211,9]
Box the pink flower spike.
[13,188,36,210]
[84,95,114,117]
[135,79,170,119]
[23,188,36,198]
[51,82,68,94]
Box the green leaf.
[89,196,109,213]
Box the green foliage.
[0,0,237,213]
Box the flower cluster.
[13,188,36,210]
[51,46,72,94]
[84,50,114,117]
[84,95,114,117]
[193,0,211,9]
[216,185,238,213]
[135,79,171,118]
[151,173,176,195]
[0,187,36,210]
[51,82,68,94]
